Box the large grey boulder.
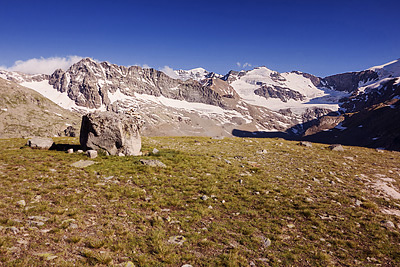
[80,111,142,156]
[27,137,54,150]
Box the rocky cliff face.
[48,58,225,109]
[341,78,400,112]
[254,85,306,102]
[319,70,379,92]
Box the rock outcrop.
[80,111,142,156]
[48,58,225,109]
[27,137,54,150]
[319,70,379,92]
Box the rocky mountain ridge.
[1,58,399,149]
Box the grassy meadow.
[0,136,400,266]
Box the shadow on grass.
[232,129,298,139]
[50,143,83,152]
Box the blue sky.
[0,0,399,77]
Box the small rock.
[181,265,193,267]
[36,253,58,261]
[383,220,395,229]
[224,159,231,164]
[67,148,74,154]
[262,237,271,247]
[299,141,312,147]
[69,223,78,229]
[208,205,213,209]
[77,150,84,153]
[257,149,268,154]
[27,137,54,150]
[355,200,362,207]
[17,239,29,245]
[28,216,49,222]
[168,235,186,245]
[16,200,26,207]
[71,160,95,168]
[118,211,128,217]
[152,148,159,154]
[287,224,295,229]
[119,262,135,267]
[238,179,243,184]
[28,221,44,226]
[8,226,19,234]
[87,150,98,159]
[221,200,226,204]
[201,195,208,201]
[328,144,344,152]
[376,148,385,153]
[140,159,166,168]
[61,219,76,227]
[118,152,125,157]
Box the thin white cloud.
[3,56,83,75]
[236,62,241,67]
[160,65,179,79]
[142,64,151,69]
[243,62,252,68]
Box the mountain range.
[0,58,399,150]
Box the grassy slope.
[0,137,400,266]
[0,78,80,138]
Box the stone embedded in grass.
[382,220,395,229]
[36,252,58,261]
[67,148,74,153]
[28,216,49,222]
[117,211,128,217]
[328,144,344,151]
[168,235,186,245]
[87,150,98,158]
[7,226,19,234]
[262,237,271,247]
[140,159,166,168]
[201,195,208,201]
[152,148,159,154]
[299,141,312,147]
[61,218,76,228]
[28,220,44,226]
[71,160,96,168]
[16,200,26,207]
[118,261,135,267]
[27,137,54,150]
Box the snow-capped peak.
[368,59,400,78]
[174,67,210,81]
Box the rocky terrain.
[1,58,399,150]
[1,136,400,266]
